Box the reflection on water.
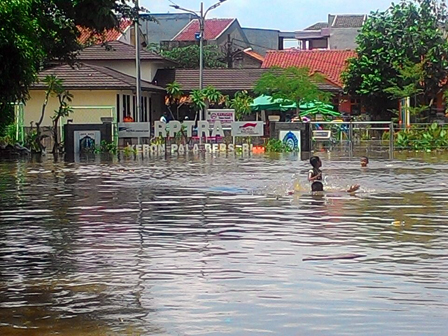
[1,152,448,335]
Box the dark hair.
[361,156,369,163]
[310,156,321,168]
[311,181,324,192]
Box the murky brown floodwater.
[1,151,448,335]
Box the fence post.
[349,119,353,159]
[389,121,394,160]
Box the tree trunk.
[35,93,50,153]
[52,116,60,154]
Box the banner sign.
[207,109,235,128]
[231,121,264,136]
[118,122,150,138]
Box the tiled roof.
[153,68,340,92]
[77,41,167,61]
[31,63,165,92]
[244,49,265,63]
[173,18,234,41]
[262,49,356,87]
[331,15,366,28]
[77,19,133,45]
[304,22,328,31]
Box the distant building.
[161,18,250,51]
[140,13,295,66]
[140,13,196,46]
[296,14,367,50]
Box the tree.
[51,86,73,155]
[158,44,227,69]
[166,81,184,120]
[254,66,331,114]
[230,91,254,121]
[189,86,225,120]
[0,0,135,129]
[342,0,448,119]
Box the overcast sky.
[140,0,395,31]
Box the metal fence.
[310,121,395,160]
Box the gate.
[310,121,395,160]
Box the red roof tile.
[173,18,234,41]
[77,19,133,45]
[244,50,265,63]
[262,49,356,87]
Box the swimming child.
[308,156,324,192]
[360,156,369,168]
[308,155,360,193]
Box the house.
[161,18,251,51]
[24,41,175,148]
[140,13,197,46]
[77,18,145,47]
[262,49,358,113]
[296,14,367,50]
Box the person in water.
[308,156,360,193]
[360,156,369,168]
[308,156,324,192]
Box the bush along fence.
[393,123,448,151]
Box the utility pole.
[170,0,228,122]
[134,0,142,124]
[226,34,232,68]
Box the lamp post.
[169,0,227,122]
[134,0,142,124]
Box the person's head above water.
[360,156,369,167]
[310,156,322,169]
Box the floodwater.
[1,151,448,335]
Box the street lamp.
[169,1,227,121]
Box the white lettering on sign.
[154,120,264,138]
[154,121,167,137]
[183,120,195,137]
[125,143,255,156]
[197,121,209,138]
[168,120,182,138]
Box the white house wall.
[24,90,118,127]
[82,60,159,82]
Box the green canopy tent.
[299,106,341,118]
[250,95,297,112]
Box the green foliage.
[343,0,448,119]
[166,82,183,103]
[265,138,293,153]
[24,129,44,152]
[230,91,253,120]
[190,89,206,112]
[189,86,224,112]
[122,145,137,157]
[95,140,118,154]
[254,67,331,108]
[0,124,17,146]
[395,123,448,150]
[158,44,226,69]
[202,86,223,105]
